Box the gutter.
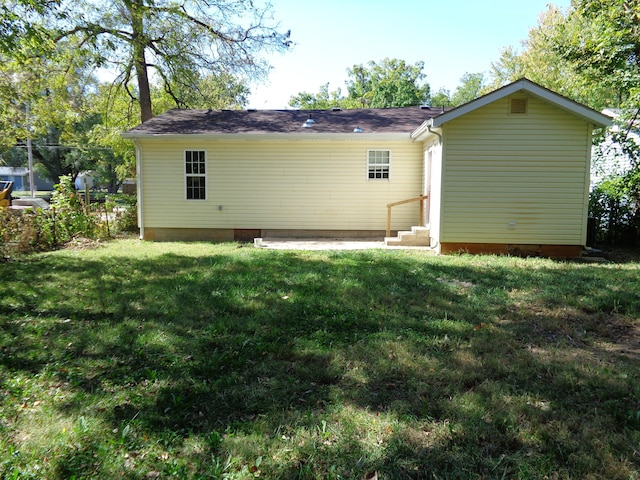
[411,119,442,143]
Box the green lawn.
[1,240,639,479]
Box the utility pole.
[26,105,35,198]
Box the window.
[367,150,390,179]
[185,150,206,200]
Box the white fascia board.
[430,79,612,128]
[411,120,442,142]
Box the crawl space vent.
[510,98,528,114]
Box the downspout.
[427,124,442,144]
[134,139,144,240]
[427,124,442,253]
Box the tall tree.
[288,83,347,110]
[486,5,619,110]
[152,72,251,113]
[289,58,430,109]
[450,72,487,106]
[346,59,430,108]
[1,0,291,123]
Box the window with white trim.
[185,150,206,200]
[367,150,390,179]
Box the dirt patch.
[599,247,640,264]
[603,315,640,359]
[511,305,640,360]
[64,237,104,251]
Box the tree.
[153,72,251,113]
[554,0,640,104]
[288,83,347,110]
[0,36,101,187]
[1,0,291,123]
[486,5,619,110]
[289,58,430,109]
[429,88,451,108]
[450,73,487,106]
[0,0,60,57]
[558,0,640,244]
[346,59,430,108]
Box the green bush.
[108,193,138,234]
[0,175,137,257]
[590,177,639,246]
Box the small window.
[185,150,206,200]
[367,150,390,180]
[510,98,528,114]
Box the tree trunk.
[134,46,153,123]
[128,0,153,123]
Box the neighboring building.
[123,79,611,257]
[0,167,55,192]
[591,108,638,187]
[75,171,95,190]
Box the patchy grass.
[0,240,639,479]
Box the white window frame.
[367,149,391,180]
[185,150,207,200]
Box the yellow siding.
[138,138,422,232]
[440,94,592,245]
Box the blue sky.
[248,0,571,109]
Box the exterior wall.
[137,137,423,238]
[440,94,593,247]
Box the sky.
[247,0,572,109]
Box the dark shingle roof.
[123,106,446,136]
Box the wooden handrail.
[386,194,428,237]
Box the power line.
[4,145,117,151]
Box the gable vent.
[510,98,527,114]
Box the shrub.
[0,175,132,257]
[590,177,639,246]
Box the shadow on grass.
[0,245,639,478]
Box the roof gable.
[412,78,611,139]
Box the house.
[122,79,611,257]
[0,167,55,192]
[591,108,638,187]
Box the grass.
[0,239,639,479]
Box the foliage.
[487,6,619,110]
[152,72,251,112]
[0,208,44,255]
[288,83,348,110]
[429,87,451,108]
[0,0,61,57]
[0,177,137,256]
[47,175,102,240]
[590,177,639,245]
[109,193,138,234]
[289,58,430,109]
[0,241,638,478]
[450,72,487,106]
[1,0,291,122]
[557,0,640,104]
[430,72,489,108]
[346,58,430,108]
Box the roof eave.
[121,132,414,141]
